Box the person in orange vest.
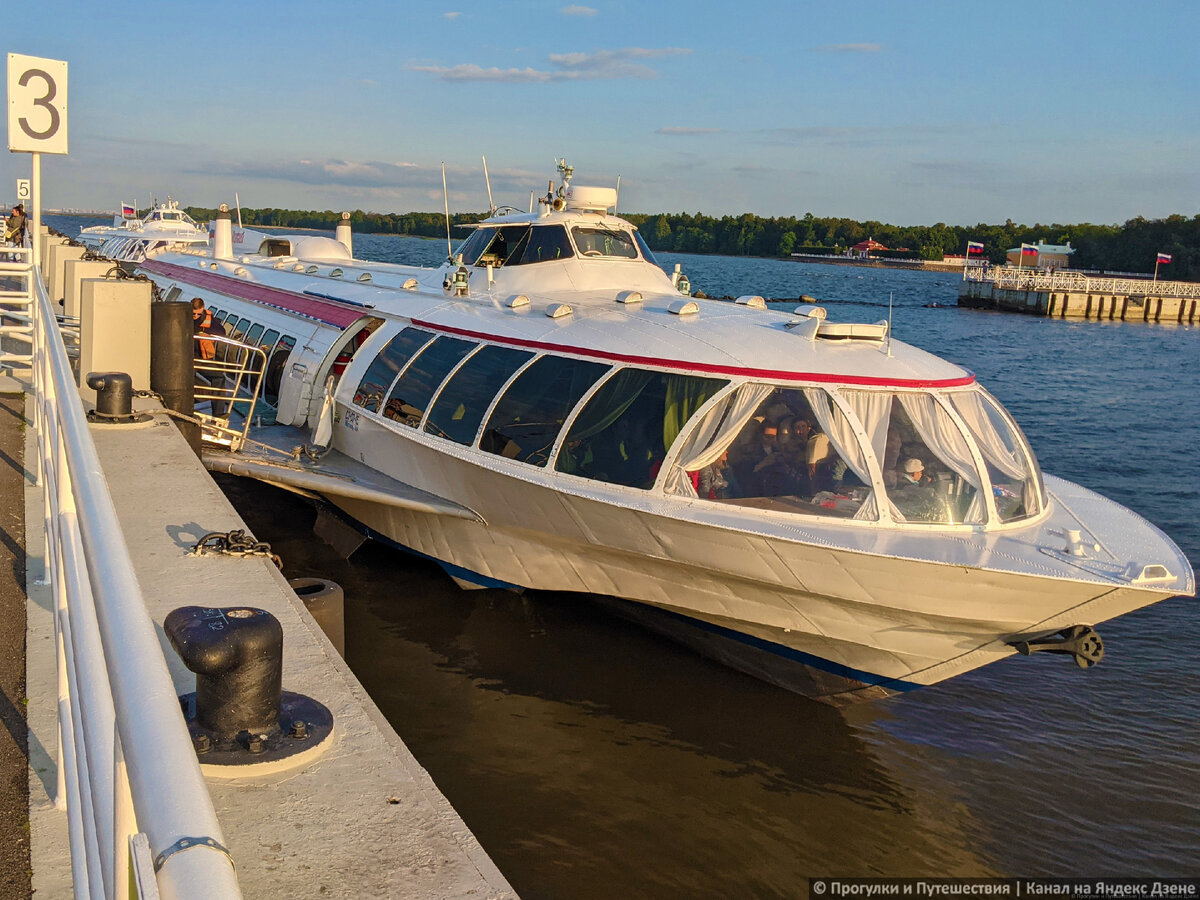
[191,297,217,360]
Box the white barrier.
[19,254,242,898]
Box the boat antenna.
[442,162,453,262]
[615,175,621,214]
[886,292,894,357]
[234,191,243,229]
[529,190,535,214]
[482,155,496,216]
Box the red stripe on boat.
[141,259,366,329]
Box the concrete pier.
[959,268,1200,323]
[8,380,517,898]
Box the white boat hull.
[317,419,1178,704]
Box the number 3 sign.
[7,53,68,155]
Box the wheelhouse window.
[665,385,875,520]
[480,355,609,466]
[570,226,639,259]
[425,345,535,445]
[381,336,477,428]
[352,327,433,413]
[455,224,575,267]
[555,369,728,489]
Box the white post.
[1153,258,1160,282]
[31,152,41,269]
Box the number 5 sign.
[7,53,68,154]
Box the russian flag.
[1020,243,1038,256]
[121,204,136,218]
[1157,252,1172,264]
[966,241,984,255]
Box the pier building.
[958,266,1200,323]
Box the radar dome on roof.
[564,186,617,212]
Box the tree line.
[185,206,1200,280]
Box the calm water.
[55,220,1200,894]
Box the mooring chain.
[190,529,283,570]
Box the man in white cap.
[899,457,932,486]
[892,457,942,521]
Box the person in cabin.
[191,298,217,361]
[889,457,942,522]
[4,205,27,246]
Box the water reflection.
[220,475,996,897]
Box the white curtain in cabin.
[803,388,882,521]
[666,383,775,497]
[898,393,986,524]
[835,390,897,521]
[949,390,1028,480]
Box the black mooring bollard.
[150,300,199,455]
[164,606,284,743]
[86,371,133,418]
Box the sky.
[4,0,1199,226]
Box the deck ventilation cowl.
[616,291,643,304]
[546,303,573,318]
[506,295,530,309]
[669,300,699,316]
[736,295,767,310]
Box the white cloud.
[444,11,461,19]
[410,47,691,83]
[657,127,723,135]
[561,5,597,15]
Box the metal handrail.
[193,334,267,452]
[23,256,242,898]
[964,265,1200,299]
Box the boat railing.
[964,265,1200,299]
[18,253,243,898]
[193,334,268,452]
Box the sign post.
[7,53,69,270]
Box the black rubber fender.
[287,578,345,657]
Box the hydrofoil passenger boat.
[136,162,1194,705]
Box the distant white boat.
[78,197,210,262]
[136,161,1194,705]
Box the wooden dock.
[959,267,1200,323]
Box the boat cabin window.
[213,311,228,324]
[352,327,434,413]
[164,286,182,303]
[425,345,535,445]
[871,395,982,525]
[480,355,609,466]
[949,389,1042,522]
[260,238,293,257]
[555,369,729,489]
[259,329,280,355]
[229,317,251,341]
[633,231,659,267]
[665,386,875,520]
[509,225,573,265]
[456,224,576,268]
[381,337,477,428]
[244,324,265,347]
[570,226,639,260]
